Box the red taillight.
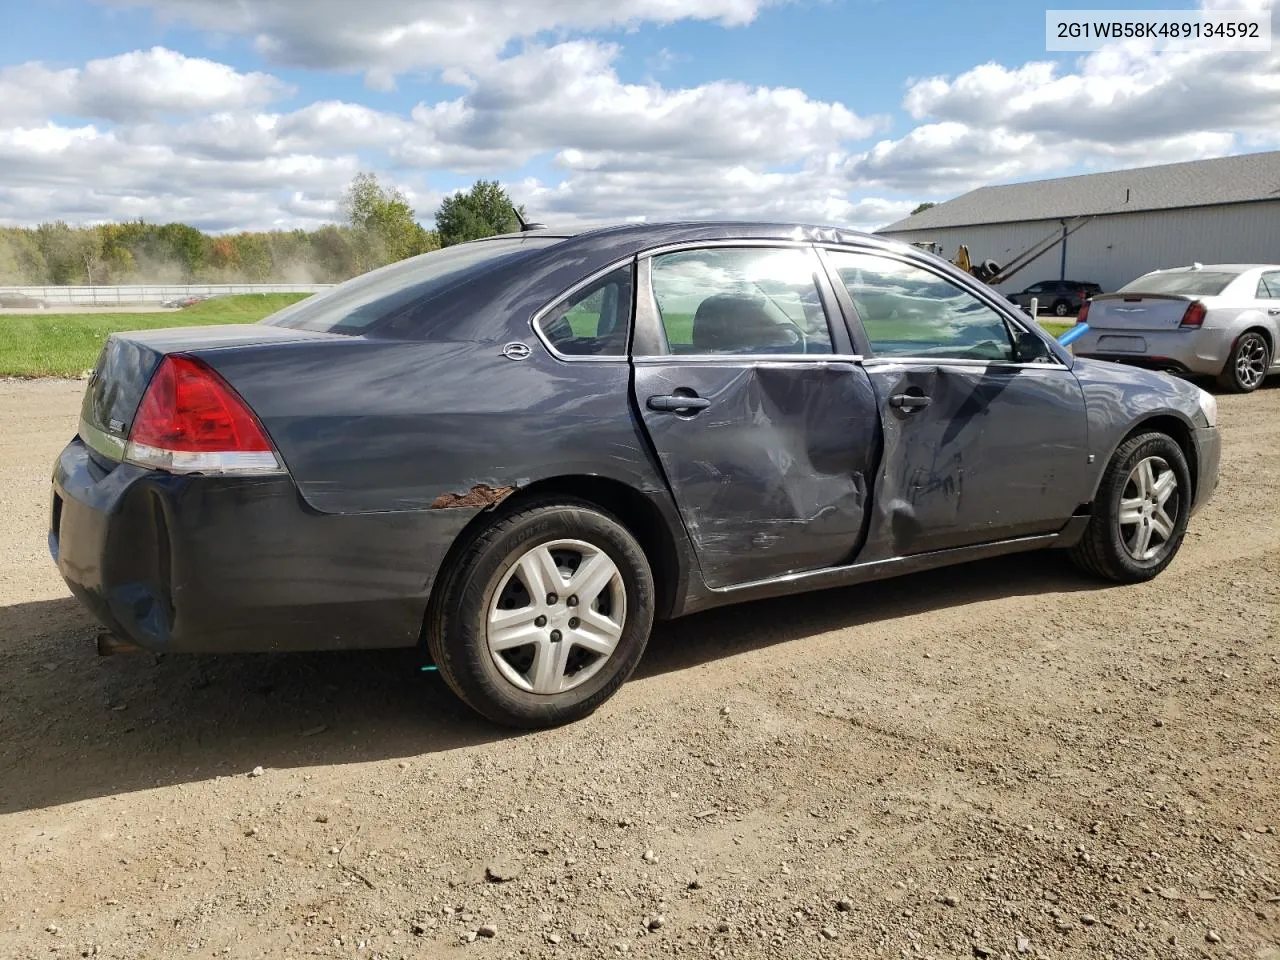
[126,355,281,475]
[1076,300,1090,324]
[1180,301,1206,328]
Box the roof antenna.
[512,205,546,232]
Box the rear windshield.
[263,237,561,334]
[1118,271,1238,297]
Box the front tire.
[1217,331,1270,393]
[1052,300,1070,317]
[427,499,655,728]
[1069,432,1192,583]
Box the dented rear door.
[630,244,881,590]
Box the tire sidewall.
[440,503,655,727]
[1053,300,1070,317]
[1097,434,1192,580]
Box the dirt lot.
[1,378,1276,960]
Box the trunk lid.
[79,324,342,466]
[1084,293,1197,331]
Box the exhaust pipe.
[97,629,143,656]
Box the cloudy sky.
[0,0,1276,233]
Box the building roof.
[878,150,1280,234]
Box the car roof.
[1148,263,1279,273]
[479,219,885,246]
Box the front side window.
[649,247,834,355]
[1257,272,1280,299]
[536,265,633,357]
[826,250,1014,361]
[1024,282,1046,294]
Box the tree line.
[0,176,525,287]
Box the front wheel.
[1217,331,1270,393]
[1052,300,1070,317]
[1069,432,1192,583]
[427,499,655,728]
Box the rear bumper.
[1192,425,1221,516]
[1073,328,1226,376]
[50,438,474,654]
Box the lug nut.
[568,617,580,629]
[550,629,562,643]
[546,593,558,605]
[534,615,547,628]
[567,595,578,607]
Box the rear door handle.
[1268,308,1280,315]
[647,394,711,413]
[889,393,932,411]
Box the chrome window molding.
[528,257,637,363]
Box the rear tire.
[1216,331,1270,393]
[426,499,655,728]
[1069,432,1191,584]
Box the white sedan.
[1073,263,1280,393]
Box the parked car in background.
[51,222,1220,728]
[1007,280,1104,317]
[0,292,46,309]
[1073,263,1280,393]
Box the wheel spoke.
[487,605,544,651]
[1151,469,1177,506]
[1151,508,1175,542]
[518,546,566,600]
[529,637,571,695]
[1118,497,1145,526]
[1131,520,1153,559]
[572,608,624,656]
[567,550,618,608]
[1135,459,1155,499]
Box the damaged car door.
[630,244,881,589]
[822,248,1091,559]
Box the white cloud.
[0,47,290,124]
[854,0,1280,195]
[105,0,786,84]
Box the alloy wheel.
[1117,456,1180,562]
[1235,335,1268,390]
[486,539,627,695]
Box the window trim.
[632,240,856,360]
[816,244,1068,369]
[529,257,637,363]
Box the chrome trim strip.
[78,417,125,462]
[632,353,864,364]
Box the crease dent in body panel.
[430,484,518,510]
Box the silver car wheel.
[487,539,626,695]
[1235,335,1268,389]
[1118,456,1180,562]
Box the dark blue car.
[51,222,1221,727]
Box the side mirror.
[1014,329,1051,363]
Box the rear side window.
[263,237,560,335]
[1257,272,1280,299]
[648,247,834,355]
[536,265,633,357]
[1118,270,1238,297]
[826,250,1014,361]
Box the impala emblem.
[502,342,532,361]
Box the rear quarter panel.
[196,339,673,517]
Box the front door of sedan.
[821,248,1092,560]
[630,244,881,590]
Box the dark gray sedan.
[51,222,1220,727]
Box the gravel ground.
[1,377,1277,960]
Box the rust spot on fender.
[430,484,516,510]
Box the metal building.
[875,150,1280,294]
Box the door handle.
[889,393,932,411]
[1268,308,1280,315]
[647,394,710,413]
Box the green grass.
[0,293,312,378]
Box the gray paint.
[52,221,1220,655]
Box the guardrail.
[0,283,334,306]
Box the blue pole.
[1057,322,1089,346]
